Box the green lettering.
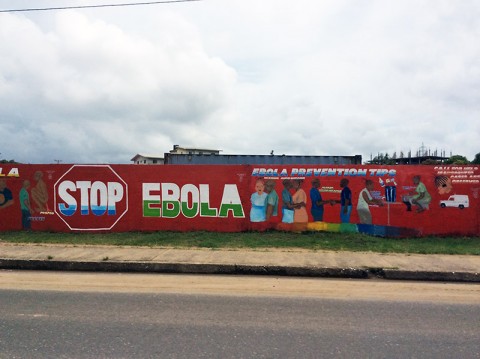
[200,202,217,217]
[219,203,244,217]
[162,201,180,218]
[181,201,198,218]
[143,200,160,217]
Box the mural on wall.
[0,164,478,237]
[0,167,56,231]
[248,165,480,236]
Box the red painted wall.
[0,164,478,236]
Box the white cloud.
[0,0,479,163]
[0,8,236,163]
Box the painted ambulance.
[439,195,469,209]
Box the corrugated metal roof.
[164,154,362,165]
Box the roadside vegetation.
[0,231,479,255]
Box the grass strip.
[0,231,479,255]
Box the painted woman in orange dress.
[292,179,308,223]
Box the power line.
[0,0,202,13]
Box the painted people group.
[250,176,431,225]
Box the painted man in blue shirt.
[310,178,330,221]
[339,178,352,223]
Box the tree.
[472,152,480,164]
[367,153,397,165]
[445,155,469,165]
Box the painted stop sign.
[54,165,128,231]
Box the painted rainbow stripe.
[292,222,420,237]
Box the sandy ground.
[1,270,479,304]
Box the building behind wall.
[130,154,164,165]
[133,145,362,165]
[164,153,362,165]
[169,145,222,156]
[369,144,450,165]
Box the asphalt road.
[0,272,479,358]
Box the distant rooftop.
[170,145,221,155]
[164,153,362,165]
[131,153,164,165]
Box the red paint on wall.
[0,164,478,236]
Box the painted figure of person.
[250,179,268,222]
[31,170,50,213]
[435,175,452,195]
[20,180,33,230]
[339,178,352,223]
[264,180,279,221]
[384,178,398,202]
[281,179,295,223]
[403,175,432,213]
[357,179,384,224]
[292,179,308,223]
[0,178,14,210]
[309,178,330,222]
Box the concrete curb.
[382,269,480,282]
[1,259,478,282]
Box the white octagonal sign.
[54,165,128,231]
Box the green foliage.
[367,153,397,165]
[472,152,480,164]
[445,155,469,165]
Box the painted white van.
[439,195,469,209]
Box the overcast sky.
[1,0,479,164]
